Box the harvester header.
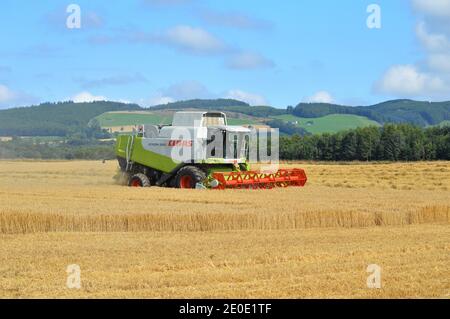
[115,111,307,189]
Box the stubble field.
[0,160,449,298]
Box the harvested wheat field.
[0,160,449,298]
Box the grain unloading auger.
[115,111,307,189]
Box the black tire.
[128,173,151,187]
[174,166,206,189]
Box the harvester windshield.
[203,113,226,126]
[172,112,227,127]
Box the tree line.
[1,123,449,161]
[279,124,450,161]
[0,137,115,160]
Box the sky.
[1,0,450,109]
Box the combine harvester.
[115,111,307,189]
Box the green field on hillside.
[96,111,260,128]
[274,114,380,134]
[95,112,172,127]
[96,111,381,134]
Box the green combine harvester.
[115,111,307,189]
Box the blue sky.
[1,0,450,109]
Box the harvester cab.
[115,111,307,189]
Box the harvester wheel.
[174,166,206,189]
[128,173,151,187]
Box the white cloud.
[416,22,450,52]
[374,2,450,99]
[304,91,334,104]
[376,65,446,96]
[146,82,267,107]
[164,25,226,54]
[162,80,213,100]
[146,81,212,106]
[225,89,267,106]
[105,25,274,68]
[413,0,450,18]
[126,25,227,55]
[428,53,450,72]
[0,84,16,103]
[225,52,274,70]
[147,96,175,106]
[71,91,107,103]
[0,84,38,109]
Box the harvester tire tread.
[174,166,206,189]
[128,173,151,187]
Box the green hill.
[1,98,449,138]
[151,98,249,110]
[293,100,450,126]
[369,100,450,125]
[151,99,285,117]
[96,110,261,130]
[0,101,140,137]
[153,99,450,127]
[274,114,380,134]
[96,110,375,135]
[95,111,171,127]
